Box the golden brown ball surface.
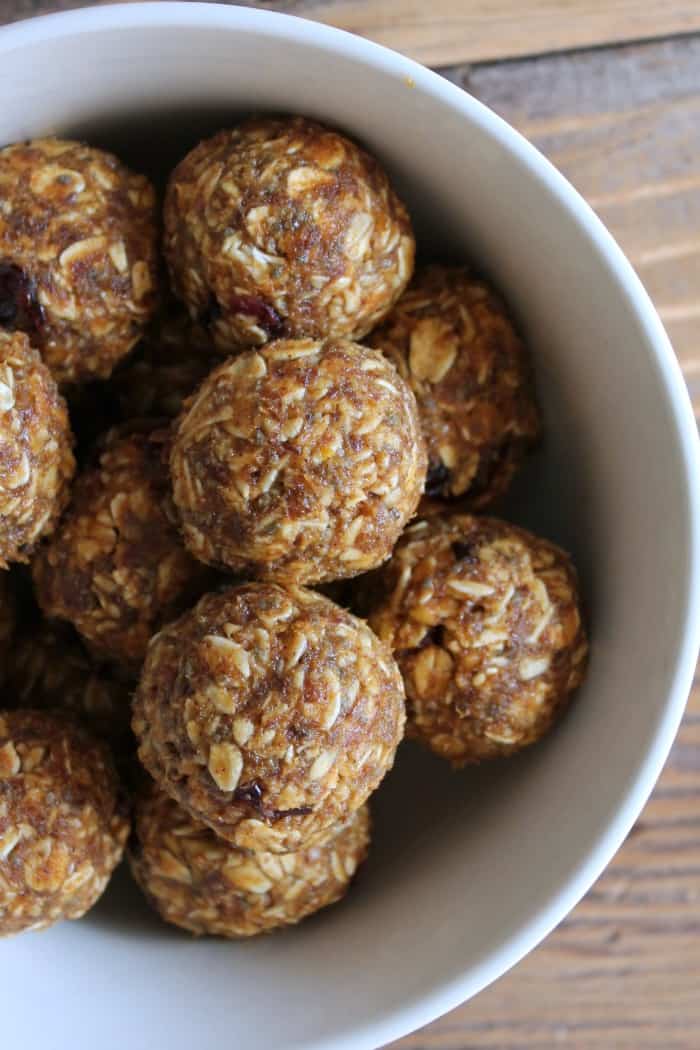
[369,515,588,764]
[170,338,427,584]
[0,138,159,384]
[130,784,370,937]
[0,710,129,936]
[164,117,414,353]
[368,266,540,506]
[0,330,75,567]
[133,583,405,852]
[32,424,211,671]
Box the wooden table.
[7,3,700,1047]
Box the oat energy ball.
[0,331,75,567]
[0,137,158,384]
[133,583,405,853]
[4,621,131,741]
[164,117,414,353]
[171,339,427,583]
[130,784,370,937]
[33,424,210,671]
[0,710,129,936]
[113,307,216,422]
[370,515,588,764]
[369,266,540,505]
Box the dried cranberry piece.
[227,293,286,339]
[0,261,45,338]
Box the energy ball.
[170,338,427,584]
[0,330,75,567]
[164,116,414,353]
[4,620,131,742]
[130,783,370,937]
[33,424,211,671]
[133,583,405,853]
[0,137,159,385]
[368,266,540,506]
[0,710,129,936]
[369,515,588,764]
[112,307,216,422]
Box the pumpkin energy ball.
[0,710,129,937]
[32,424,211,671]
[370,515,588,764]
[133,583,405,853]
[0,330,75,567]
[369,266,540,506]
[0,137,158,385]
[130,784,370,937]
[4,620,131,742]
[170,338,427,584]
[164,116,414,353]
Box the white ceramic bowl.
[2,5,699,1049]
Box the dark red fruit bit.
[0,262,45,339]
[227,293,286,339]
[234,780,312,822]
[451,541,476,562]
[424,460,450,497]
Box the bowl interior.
[1,7,697,1050]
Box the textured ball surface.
[0,330,75,566]
[33,424,211,670]
[369,515,588,764]
[369,266,540,506]
[0,710,129,936]
[130,783,370,937]
[164,117,414,352]
[133,582,405,852]
[0,138,159,384]
[170,338,427,584]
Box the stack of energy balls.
[0,117,588,940]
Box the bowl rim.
[3,4,700,1048]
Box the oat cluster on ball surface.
[0,138,159,385]
[32,423,211,671]
[369,265,540,506]
[0,710,129,937]
[369,514,588,764]
[133,582,405,853]
[170,338,427,584]
[164,117,415,353]
[0,330,75,567]
[130,783,370,937]
[4,620,132,742]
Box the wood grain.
[393,34,700,1050]
[5,0,700,67]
